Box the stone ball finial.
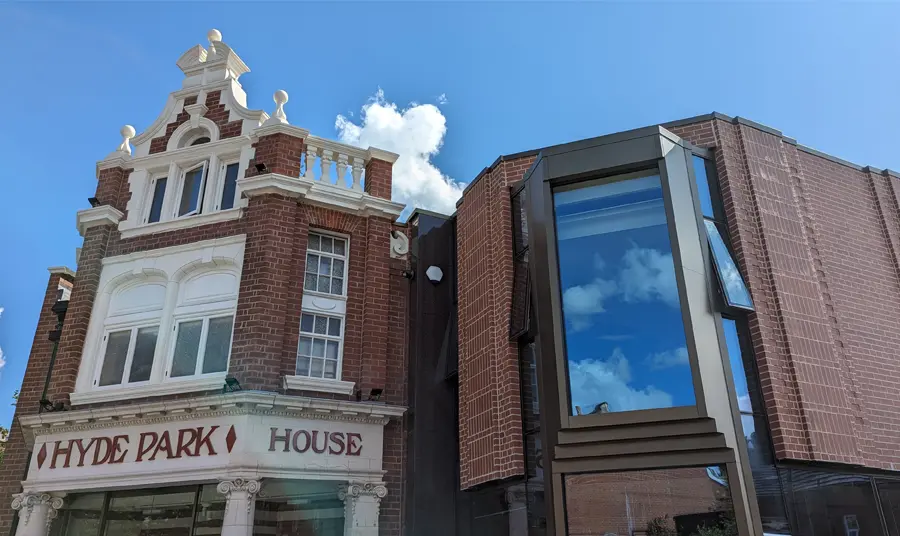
[208,29,222,43]
[267,90,289,125]
[121,125,136,139]
[274,90,289,106]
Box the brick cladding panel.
[0,273,72,535]
[672,119,900,470]
[148,91,243,154]
[564,468,724,536]
[456,155,534,489]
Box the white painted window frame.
[304,229,350,299]
[214,156,242,212]
[165,311,235,381]
[174,160,209,218]
[143,171,170,225]
[93,322,160,389]
[295,311,345,380]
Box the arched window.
[166,267,238,379]
[95,278,166,387]
[190,136,210,146]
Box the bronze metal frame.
[524,126,762,536]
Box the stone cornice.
[96,154,132,174]
[367,147,400,164]
[76,206,124,237]
[252,123,310,140]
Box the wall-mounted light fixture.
[426,266,443,284]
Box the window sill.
[119,208,243,240]
[283,375,355,395]
[70,374,227,406]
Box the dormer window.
[177,161,208,217]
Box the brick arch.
[300,205,364,235]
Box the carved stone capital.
[217,478,261,515]
[390,230,409,258]
[11,492,64,529]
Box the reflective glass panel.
[202,316,232,374]
[128,326,158,383]
[254,479,344,536]
[148,178,167,224]
[693,155,715,219]
[179,166,205,216]
[780,469,884,536]
[554,174,693,414]
[220,163,239,211]
[171,320,202,377]
[49,492,104,536]
[564,467,736,536]
[705,220,753,310]
[104,486,195,536]
[99,329,131,386]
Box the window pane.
[554,174,693,414]
[296,356,310,376]
[331,277,343,295]
[148,178,167,223]
[220,163,239,211]
[253,479,345,536]
[333,259,345,277]
[304,274,317,292]
[326,341,339,359]
[311,339,326,357]
[310,358,324,377]
[105,487,196,536]
[704,219,754,310]
[298,336,312,356]
[693,155,715,219]
[193,484,226,535]
[313,316,328,335]
[324,360,336,379]
[128,326,158,383]
[306,254,319,273]
[320,257,332,276]
[564,467,736,536]
[49,492,104,536]
[317,276,331,293]
[877,478,900,536]
[722,318,753,413]
[202,316,232,374]
[780,469,884,536]
[171,320,203,377]
[179,166,205,216]
[333,239,346,256]
[328,317,342,337]
[300,314,314,333]
[99,330,131,386]
[308,234,320,251]
[320,236,333,253]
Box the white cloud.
[618,247,680,308]
[335,89,464,216]
[647,347,689,370]
[562,277,617,332]
[568,348,673,414]
[436,93,448,105]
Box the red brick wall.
[456,155,534,488]
[671,118,900,470]
[564,468,725,536]
[148,90,243,154]
[246,133,304,178]
[0,271,73,535]
[365,158,393,200]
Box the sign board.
[25,414,385,491]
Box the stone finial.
[208,29,222,55]
[263,90,289,126]
[117,125,135,155]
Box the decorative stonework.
[11,493,64,529]
[338,482,387,518]
[217,478,261,515]
[389,230,409,258]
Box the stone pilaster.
[11,493,64,536]
[217,478,260,536]
[339,482,387,536]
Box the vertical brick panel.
[365,159,393,200]
[456,155,533,488]
[47,225,113,402]
[246,134,304,178]
[230,195,297,391]
[0,272,72,535]
[361,218,391,393]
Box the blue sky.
[0,2,898,428]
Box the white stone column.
[338,482,387,536]
[11,492,64,536]
[217,478,260,536]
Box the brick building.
[405,116,900,536]
[4,30,411,536]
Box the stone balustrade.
[303,136,368,191]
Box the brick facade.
[0,271,72,535]
[670,116,900,470]
[148,91,243,154]
[456,155,534,488]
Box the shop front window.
[553,172,694,415]
[780,469,884,536]
[254,479,344,536]
[50,484,224,536]
[563,466,737,536]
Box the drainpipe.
[41,299,68,412]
